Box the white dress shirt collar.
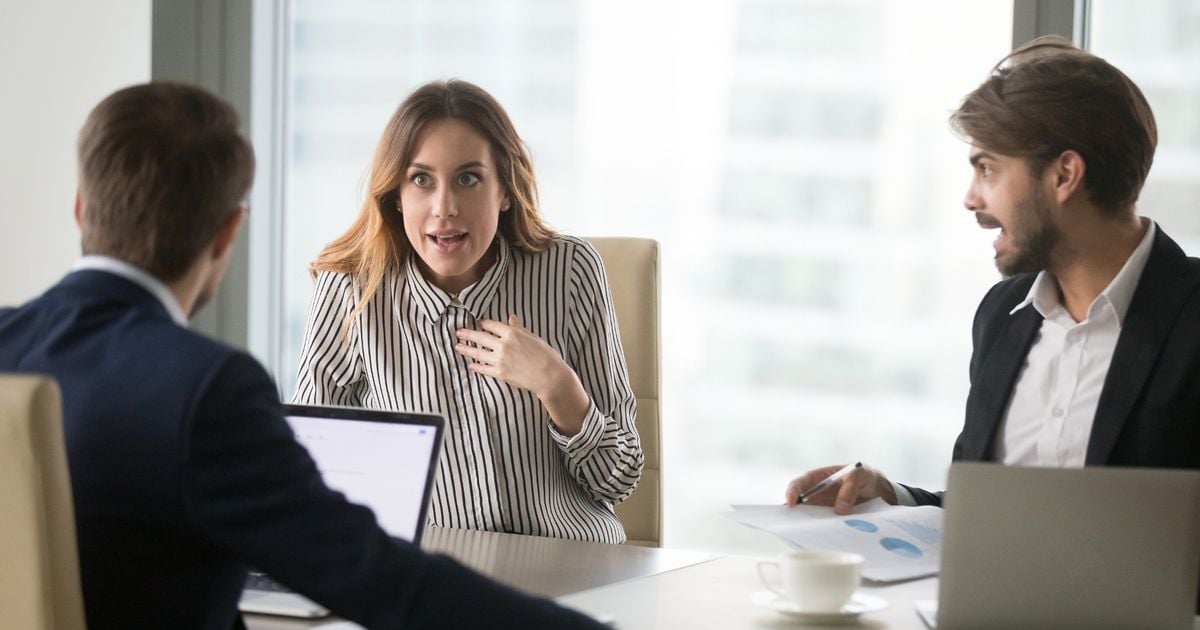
[72,256,189,326]
[1008,218,1156,326]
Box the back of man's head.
[77,82,255,282]
[950,35,1157,215]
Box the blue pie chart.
[844,519,879,533]
[880,537,922,558]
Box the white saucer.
[750,591,889,624]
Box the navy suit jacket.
[0,270,603,630]
[901,225,1200,506]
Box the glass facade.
[1091,0,1200,246]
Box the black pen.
[797,462,863,504]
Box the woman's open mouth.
[428,231,468,252]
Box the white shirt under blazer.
[996,219,1156,467]
[894,220,1157,505]
[293,235,643,543]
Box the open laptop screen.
[282,404,443,544]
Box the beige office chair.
[0,374,86,629]
[586,238,662,547]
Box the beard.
[991,187,1060,278]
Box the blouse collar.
[404,237,511,323]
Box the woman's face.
[398,118,508,294]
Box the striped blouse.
[292,235,643,543]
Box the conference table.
[244,526,709,629]
[245,525,934,629]
[246,527,1200,629]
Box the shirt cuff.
[892,481,918,507]
[547,401,605,456]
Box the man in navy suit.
[784,37,1199,508]
[0,82,605,629]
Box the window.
[271,0,1016,553]
[1090,0,1200,247]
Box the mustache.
[975,213,1003,230]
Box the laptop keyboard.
[244,572,291,593]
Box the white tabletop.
[245,527,710,629]
[245,527,1200,629]
[559,555,938,629]
[559,555,1200,630]
[420,526,712,598]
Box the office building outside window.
[1090,0,1200,253]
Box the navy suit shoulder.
[0,271,248,626]
[0,270,605,630]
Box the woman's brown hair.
[311,79,556,322]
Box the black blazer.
[902,225,1200,506]
[0,270,603,630]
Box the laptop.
[932,462,1200,630]
[238,404,444,618]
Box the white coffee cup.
[756,550,864,612]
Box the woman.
[294,80,642,544]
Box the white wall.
[0,1,151,306]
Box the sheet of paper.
[730,498,943,582]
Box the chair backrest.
[585,238,662,547]
[0,374,86,629]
